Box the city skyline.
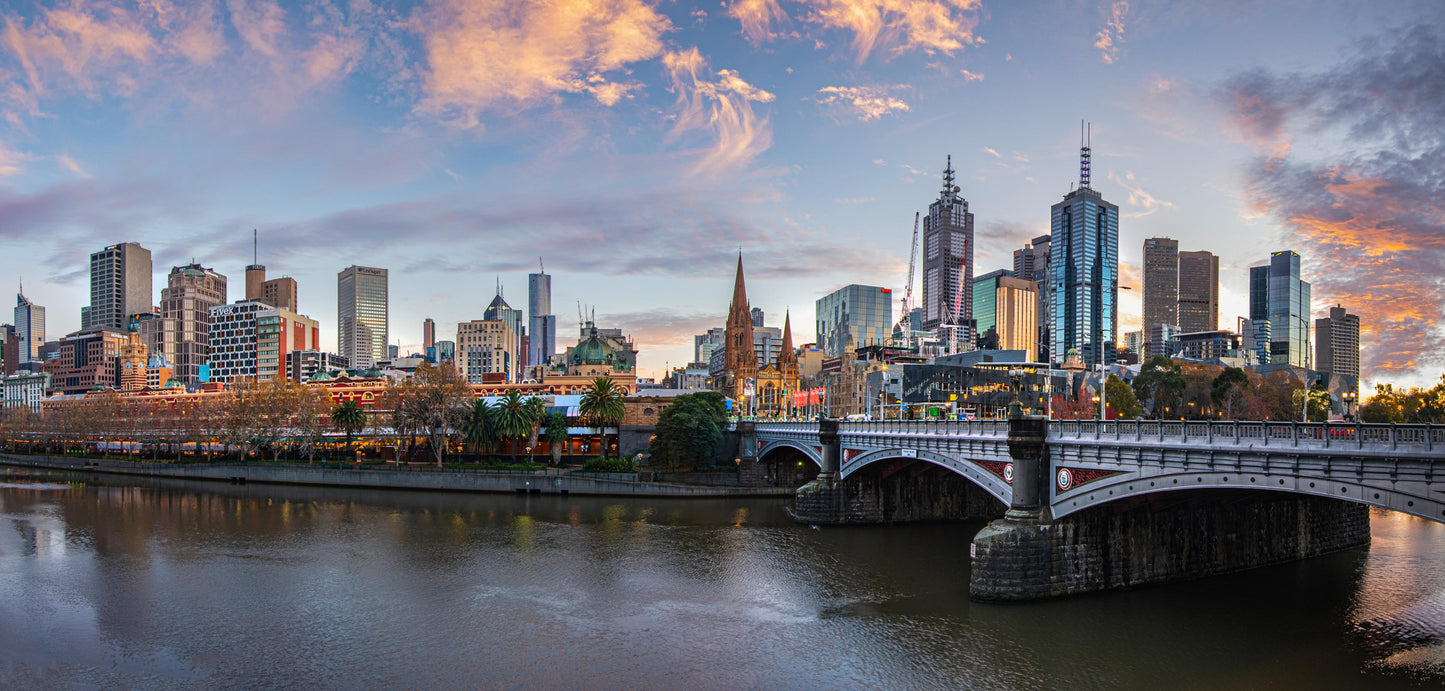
[0,1,1440,389]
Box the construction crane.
[892,212,921,349]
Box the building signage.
[901,448,917,458]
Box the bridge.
[741,417,1444,600]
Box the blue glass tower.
[1049,127,1119,367]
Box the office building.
[993,276,1039,362]
[695,327,725,366]
[338,266,388,369]
[1014,234,1051,361]
[208,300,320,382]
[423,317,436,359]
[1248,251,1312,368]
[14,286,44,367]
[435,340,455,364]
[1242,318,1272,366]
[1124,330,1144,358]
[2,371,50,412]
[971,270,1013,341]
[1316,304,1360,390]
[920,156,975,350]
[1175,330,1243,362]
[84,242,152,331]
[1050,129,1120,367]
[484,284,524,345]
[287,350,349,382]
[1142,237,1179,357]
[245,231,298,312]
[528,266,556,369]
[42,330,127,395]
[457,319,517,383]
[816,284,894,358]
[153,264,227,384]
[1177,251,1219,333]
[1149,323,1182,359]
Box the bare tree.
[395,362,472,467]
[219,378,265,460]
[293,384,332,464]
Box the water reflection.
[0,467,1441,688]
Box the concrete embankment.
[0,455,794,498]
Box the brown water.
[1,466,1442,689]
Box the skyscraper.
[1177,250,1219,333]
[920,156,974,351]
[1014,234,1051,361]
[156,264,227,384]
[245,231,298,312]
[14,285,44,366]
[1050,126,1119,367]
[1142,237,1179,358]
[423,317,436,360]
[815,284,893,357]
[484,281,523,340]
[971,269,1012,344]
[1316,304,1359,389]
[1248,251,1312,368]
[528,264,555,369]
[338,266,388,369]
[84,242,152,331]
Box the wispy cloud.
[959,69,983,82]
[1107,170,1175,218]
[981,146,999,158]
[0,140,26,176]
[835,196,876,204]
[1094,0,1128,64]
[729,0,985,64]
[663,47,775,174]
[727,0,790,43]
[815,84,909,121]
[1217,25,1445,382]
[54,151,88,178]
[410,0,670,127]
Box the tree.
[330,400,367,455]
[1132,356,1186,418]
[579,377,626,459]
[543,411,569,466]
[1104,375,1141,420]
[1294,383,1332,422]
[219,378,265,460]
[649,392,728,470]
[395,362,472,467]
[524,396,546,462]
[492,391,538,463]
[255,377,304,461]
[461,398,498,457]
[1055,383,1099,420]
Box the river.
[1,466,1442,689]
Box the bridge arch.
[841,447,1013,506]
[757,440,822,467]
[1050,468,1445,524]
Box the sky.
[1,0,1442,392]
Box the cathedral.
[720,254,798,417]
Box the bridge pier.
[970,414,1372,601]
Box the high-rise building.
[435,340,455,364]
[815,284,893,358]
[14,286,44,366]
[1177,251,1219,333]
[985,276,1039,361]
[84,242,152,331]
[751,307,765,328]
[457,319,517,383]
[920,156,974,350]
[245,231,298,312]
[1248,251,1312,368]
[1014,234,1051,361]
[971,270,1013,342]
[484,283,524,347]
[338,266,388,369]
[1316,304,1360,390]
[208,300,320,382]
[423,318,436,352]
[42,330,127,395]
[695,327,726,366]
[1050,128,1119,367]
[155,264,227,385]
[1142,237,1179,358]
[528,264,555,371]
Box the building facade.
[1315,304,1360,391]
[2,371,50,412]
[208,300,319,382]
[529,267,555,369]
[1249,251,1312,368]
[920,157,975,351]
[422,318,436,359]
[1142,237,1179,357]
[14,288,44,367]
[457,319,517,384]
[287,350,350,382]
[1014,234,1051,362]
[156,264,227,385]
[816,284,893,358]
[42,330,127,395]
[971,270,1012,342]
[338,266,388,369]
[84,242,152,332]
[993,276,1039,362]
[1177,250,1219,333]
[1049,140,1119,367]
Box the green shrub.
[582,456,637,473]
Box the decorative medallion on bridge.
[757,440,766,452]
[1056,467,1123,493]
[842,448,863,466]
[976,460,1013,484]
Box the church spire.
[730,252,748,312]
[779,311,796,364]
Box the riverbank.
[0,454,796,498]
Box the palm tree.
[461,398,498,459]
[543,411,569,466]
[579,377,626,460]
[524,396,546,464]
[330,401,366,458]
[492,391,537,464]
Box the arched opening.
[751,445,820,488]
[825,456,1007,524]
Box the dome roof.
[571,330,613,366]
[310,370,334,381]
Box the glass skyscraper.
[919,156,974,349]
[1248,251,1312,368]
[1049,135,1119,367]
[338,266,389,369]
[815,284,893,357]
[528,267,555,370]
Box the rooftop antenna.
[1080,120,1092,189]
[253,228,258,265]
[942,155,958,204]
[539,256,544,274]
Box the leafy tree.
[1211,367,1251,420]
[330,400,367,455]
[650,393,728,470]
[543,411,569,466]
[579,376,626,459]
[1104,374,1141,420]
[1132,356,1186,418]
[492,391,539,463]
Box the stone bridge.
[741,417,1444,600]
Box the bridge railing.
[1053,420,1442,452]
[838,419,1011,437]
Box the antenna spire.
[253,228,258,265]
[941,155,957,203]
[1080,120,1092,188]
[539,256,544,274]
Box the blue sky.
[2,0,1442,390]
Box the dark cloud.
[1219,25,1445,380]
